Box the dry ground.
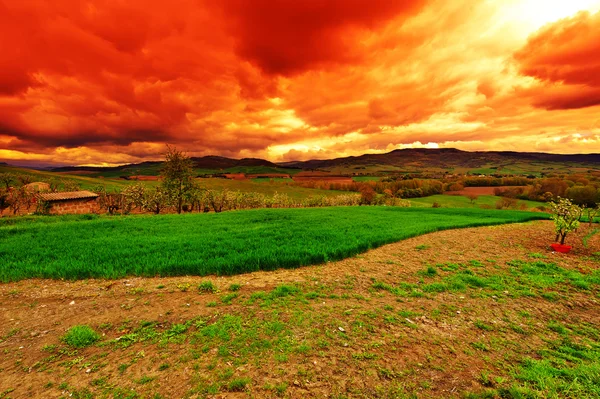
[1,220,599,398]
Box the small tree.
[585,204,600,227]
[550,197,582,245]
[359,186,376,205]
[122,183,146,212]
[0,189,9,216]
[143,187,171,214]
[467,194,478,205]
[61,179,81,192]
[0,173,15,190]
[17,174,33,186]
[161,145,195,214]
[206,189,229,213]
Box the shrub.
[61,325,101,348]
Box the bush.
[61,325,101,348]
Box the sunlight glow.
[509,0,600,31]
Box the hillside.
[281,148,600,172]
[6,148,600,177]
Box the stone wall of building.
[49,198,100,215]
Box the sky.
[1,0,600,166]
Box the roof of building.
[39,190,99,201]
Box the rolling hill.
[5,148,600,177]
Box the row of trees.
[93,185,409,215]
[493,178,600,207]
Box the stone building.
[38,191,100,215]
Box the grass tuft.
[61,325,100,348]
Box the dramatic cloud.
[1,0,600,165]
[514,10,600,110]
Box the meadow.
[409,194,545,209]
[0,207,547,282]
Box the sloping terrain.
[1,221,599,398]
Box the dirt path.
[1,220,599,398]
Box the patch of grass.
[198,281,217,294]
[221,293,238,304]
[61,325,101,348]
[418,265,438,277]
[474,320,494,331]
[352,352,379,360]
[228,284,241,292]
[512,337,600,398]
[0,207,547,282]
[226,378,251,392]
[158,363,170,371]
[136,375,155,385]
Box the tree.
[17,174,33,186]
[0,189,9,216]
[142,187,171,214]
[467,194,478,205]
[550,197,582,245]
[566,185,599,208]
[161,145,195,214]
[0,173,15,190]
[122,183,146,212]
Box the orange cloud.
[1,0,600,166]
[514,11,600,110]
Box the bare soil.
[1,220,599,398]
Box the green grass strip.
[0,207,548,282]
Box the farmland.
[409,194,545,209]
[2,150,600,398]
[0,207,547,282]
[2,220,600,398]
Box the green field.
[0,166,342,199]
[0,207,547,282]
[195,178,345,200]
[0,165,149,191]
[468,161,600,176]
[351,176,381,182]
[409,194,546,209]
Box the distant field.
[468,161,600,176]
[0,207,548,282]
[0,166,344,200]
[409,194,546,209]
[445,186,522,196]
[351,176,380,182]
[196,178,347,199]
[0,165,144,191]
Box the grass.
[0,207,547,282]
[61,325,101,348]
[4,252,600,398]
[195,177,347,200]
[409,194,545,209]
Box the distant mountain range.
[5,148,600,174]
[279,148,600,169]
